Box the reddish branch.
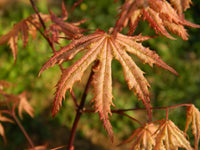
[29,0,46,30]
[67,70,94,150]
[70,90,79,108]
[3,99,35,149]
[84,103,193,121]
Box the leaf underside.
[40,29,178,140]
[121,120,194,150]
[154,119,192,150]
[0,3,85,61]
[119,123,157,150]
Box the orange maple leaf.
[154,119,193,150]
[113,0,200,40]
[0,3,85,61]
[119,123,158,150]
[47,1,86,42]
[18,92,34,119]
[0,83,34,119]
[39,29,178,141]
[169,0,193,17]
[0,13,50,61]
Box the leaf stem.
[166,109,169,120]
[84,103,192,113]
[116,112,143,126]
[70,90,79,108]
[11,111,35,149]
[4,98,35,149]
[67,70,94,150]
[29,0,46,30]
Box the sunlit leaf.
[154,119,193,150]
[0,14,50,61]
[40,29,177,140]
[119,123,158,150]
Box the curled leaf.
[185,104,200,149]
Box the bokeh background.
[0,0,200,149]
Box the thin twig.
[84,103,192,113]
[12,111,35,149]
[67,69,94,150]
[29,0,46,30]
[3,97,35,149]
[70,90,79,108]
[116,112,143,126]
[29,0,77,100]
[166,109,169,120]
[0,110,11,114]
[27,20,57,52]
[51,145,67,150]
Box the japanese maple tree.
[0,0,200,150]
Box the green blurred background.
[0,0,200,149]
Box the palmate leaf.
[119,123,158,150]
[0,3,85,60]
[0,14,50,61]
[154,119,193,150]
[0,89,34,119]
[113,0,200,40]
[39,29,178,141]
[169,0,192,17]
[121,120,194,150]
[18,92,34,119]
[48,1,86,41]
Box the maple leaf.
[169,0,193,17]
[18,92,34,119]
[0,114,14,144]
[185,104,200,149]
[0,87,34,119]
[0,13,50,61]
[154,119,193,150]
[113,0,200,40]
[119,123,158,150]
[48,2,86,41]
[39,29,178,141]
